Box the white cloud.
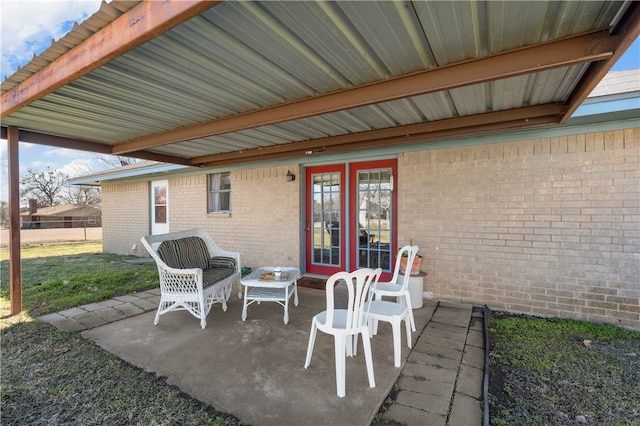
[18,143,96,174]
[1,0,103,79]
[59,158,94,178]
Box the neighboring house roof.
[588,69,640,97]
[2,1,639,170]
[20,204,101,218]
[572,68,640,123]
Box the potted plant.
[400,239,423,275]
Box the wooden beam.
[200,114,561,167]
[7,126,22,315]
[113,29,614,155]
[6,128,193,166]
[1,1,219,117]
[197,104,564,167]
[192,103,566,165]
[561,2,640,123]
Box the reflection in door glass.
[153,184,167,224]
[357,169,392,271]
[312,173,341,266]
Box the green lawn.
[0,242,158,317]
[489,312,640,425]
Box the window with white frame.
[208,172,231,213]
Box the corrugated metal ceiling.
[1,0,637,167]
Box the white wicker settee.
[140,229,241,329]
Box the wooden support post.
[7,126,22,315]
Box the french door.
[305,160,397,278]
[305,165,346,276]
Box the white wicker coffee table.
[241,267,300,324]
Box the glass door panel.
[350,160,397,280]
[356,169,393,270]
[305,165,345,276]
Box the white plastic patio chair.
[369,245,419,333]
[304,268,382,398]
[364,286,413,368]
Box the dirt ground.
[0,227,102,247]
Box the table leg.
[294,281,299,306]
[241,285,248,321]
[283,286,289,324]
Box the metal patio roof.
[2,0,639,168]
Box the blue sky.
[1,0,105,202]
[0,1,639,202]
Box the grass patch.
[489,312,640,425]
[1,242,243,425]
[1,319,242,425]
[0,242,158,316]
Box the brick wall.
[398,128,639,329]
[228,166,301,269]
[102,166,301,269]
[166,167,300,269]
[102,182,149,255]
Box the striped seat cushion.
[157,236,210,270]
[209,256,237,270]
[202,267,235,287]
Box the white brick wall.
[102,182,149,255]
[102,166,302,268]
[398,128,639,329]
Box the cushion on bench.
[157,236,210,270]
[202,267,235,287]
[209,256,237,270]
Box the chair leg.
[346,333,354,357]
[154,301,165,325]
[334,335,347,397]
[404,314,412,349]
[403,293,416,332]
[350,334,358,358]
[361,330,376,389]
[391,317,402,368]
[372,293,383,335]
[198,296,208,329]
[304,321,317,369]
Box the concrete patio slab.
[380,404,446,426]
[39,286,484,426]
[81,288,435,426]
[448,393,483,426]
[456,364,484,399]
[407,350,461,371]
[396,375,455,399]
[420,326,468,342]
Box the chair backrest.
[324,268,382,333]
[390,245,419,289]
[141,228,239,272]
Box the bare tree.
[0,201,7,227]
[64,185,101,207]
[93,154,142,169]
[20,167,68,207]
